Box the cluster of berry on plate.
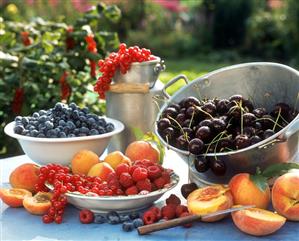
[157,95,298,175]
[13,102,114,138]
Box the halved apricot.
[23,192,53,215]
[0,188,32,207]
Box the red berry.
[119,172,134,188]
[153,177,166,189]
[175,205,188,217]
[149,206,162,221]
[115,163,130,177]
[134,159,154,167]
[136,178,152,192]
[132,167,148,181]
[129,165,139,175]
[180,212,192,228]
[161,171,171,184]
[147,165,162,180]
[161,205,176,220]
[79,209,94,224]
[42,214,53,224]
[55,215,63,224]
[125,185,138,195]
[142,210,156,225]
[166,194,181,206]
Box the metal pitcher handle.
[162,74,188,99]
[149,60,166,89]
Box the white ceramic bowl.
[4,117,124,166]
[46,173,179,214]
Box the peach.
[125,141,160,163]
[231,207,286,236]
[0,188,32,208]
[71,150,99,175]
[229,173,270,209]
[272,172,299,221]
[23,192,53,215]
[187,185,233,222]
[9,163,40,193]
[87,162,115,181]
[104,151,132,170]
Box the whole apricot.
[125,141,160,163]
[9,163,40,193]
[71,150,99,175]
[104,151,131,170]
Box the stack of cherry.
[157,95,297,175]
[94,43,156,98]
[37,161,172,224]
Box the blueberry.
[58,120,66,127]
[32,112,39,118]
[75,120,81,127]
[14,125,24,134]
[72,110,80,119]
[94,215,106,224]
[74,128,80,135]
[22,117,29,126]
[81,122,88,128]
[37,133,46,138]
[67,121,76,129]
[89,129,99,135]
[22,130,29,135]
[32,121,39,127]
[97,127,105,134]
[45,121,54,130]
[38,123,46,131]
[97,118,106,126]
[82,107,89,114]
[30,130,39,137]
[87,117,96,125]
[59,132,67,138]
[106,211,121,224]
[68,134,76,138]
[78,133,87,137]
[120,215,131,223]
[69,102,77,109]
[105,123,114,132]
[133,218,144,228]
[38,115,47,123]
[122,222,134,232]
[15,116,22,122]
[80,127,89,134]
[79,115,87,122]
[129,212,140,220]
[54,102,64,111]
[38,110,47,116]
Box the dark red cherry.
[194,156,209,172]
[250,135,262,145]
[243,113,256,126]
[210,159,226,176]
[162,107,178,119]
[234,134,250,149]
[252,108,266,118]
[184,96,201,108]
[195,126,211,141]
[188,138,204,155]
[157,118,171,132]
[181,183,198,199]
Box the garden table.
[1,152,298,241]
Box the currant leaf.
[262,163,299,178]
[250,174,268,192]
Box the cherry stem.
[255,117,284,129]
[167,116,188,141]
[272,107,281,131]
[213,131,226,159]
[204,131,227,156]
[195,106,213,119]
[189,110,195,129]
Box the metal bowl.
[46,173,179,214]
[4,117,124,166]
[155,62,299,184]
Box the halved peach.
[187,185,233,222]
[231,207,286,236]
[23,192,53,215]
[0,188,32,207]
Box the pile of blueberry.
[157,95,298,176]
[13,102,114,138]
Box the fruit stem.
[204,131,227,156]
[254,117,284,129]
[272,107,281,131]
[189,109,195,129]
[240,100,244,135]
[167,116,188,141]
[195,106,213,119]
[213,131,226,159]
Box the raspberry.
[153,177,166,189]
[134,159,154,167]
[115,163,130,177]
[108,179,120,190]
[125,185,138,195]
[175,205,188,217]
[136,178,152,192]
[151,183,158,191]
[132,167,148,181]
[142,210,156,225]
[79,209,94,224]
[119,172,134,188]
[166,194,181,206]
[161,171,171,184]
[106,172,117,183]
[180,212,192,228]
[147,165,162,180]
[149,206,161,221]
[129,165,139,175]
[116,188,124,195]
[161,205,176,220]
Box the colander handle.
[162,74,189,99]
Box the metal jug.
[106,58,165,152]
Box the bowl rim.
[46,172,179,201]
[155,62,299,157]
[4,117,124,143]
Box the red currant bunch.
[94,43,156,99]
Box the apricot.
[0,188,32,207]
[71,150,99,175]
[229,173,270,209]
[23,192,53,215]
[9,163,40,193]
[231,207,286,236]
[187,185,233,222]
[104,151,131,170]
[272,172,299,221]
[125,141,160,163]
[87,162,115,181]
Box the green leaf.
[262,163,299,178]
[250,174,268,192]
[132,127,144,141]
[142,132,165,165]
